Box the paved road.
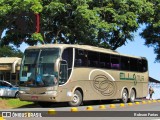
[1,99,160,120]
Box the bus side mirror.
[54,58,61,72]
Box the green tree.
[0,45,23,58]
[0,0,159,60]
[140,0,160,62]
[0,0,43,46]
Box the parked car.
[0,80,19,98]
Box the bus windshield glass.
[19,48,60,87]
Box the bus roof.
[26,44,145,60]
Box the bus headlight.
[45,91,57,96]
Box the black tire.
[121,89,128,103]
[129,89,136,103]
[68,90,82,107]
[38,102,53,108]
[15,92,19,98]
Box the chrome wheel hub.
[73,94,79,103]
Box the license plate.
[31,96,38,100]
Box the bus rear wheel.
[129,89,136,103]
[68,90,82,107]
[121,89,128,103]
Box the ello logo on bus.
[93,75,117,96]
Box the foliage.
[7,98,33,108]
[0,0,43,45]
[140,0,160,62]
[31,32,44,43]
[0,0,159,60]
[0,45,23,58]
[0,98,33,108]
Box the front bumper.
[19,93,58,102]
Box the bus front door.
[59,60,68,85]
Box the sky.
[19,26,160,81]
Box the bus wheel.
[38,102,53,108]
[68,90,82,107]
[129,89,136,103]
[121,89,128,103]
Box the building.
[149,77,160,83]
[0,57,21,85]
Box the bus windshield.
[19,48,60,87]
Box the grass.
[0,98,34,108]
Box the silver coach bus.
[19,44,148,107]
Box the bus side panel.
[64,68,149,101]
[68,68,118,101]
[57,68,149,102]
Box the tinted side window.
[100,53,111,69]
[111,55,120,70]
[120,56,130,70]
[142,59,148,72]
[62,48,73,69]
[2,82,10,87]
[88,51,99,67]
[138,59,148,72]
[62,48,73,79]
[75,49,88,67]
[130,58,138,71]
